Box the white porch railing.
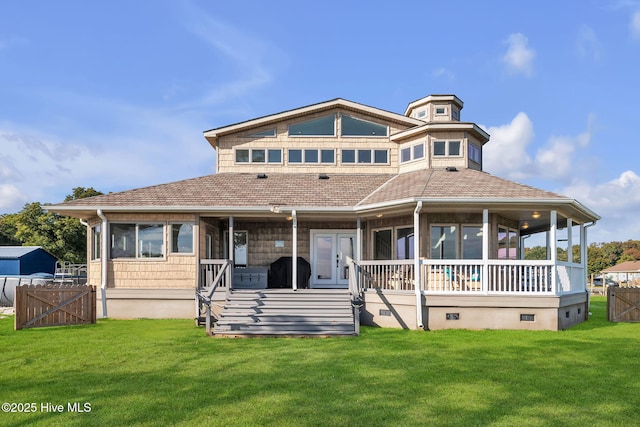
[357,260,415,291]
[354,259,586,295]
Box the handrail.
[196,259,232,335]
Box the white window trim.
[287,149,337,165]
[339,114,389,138]
[244,128,277,138]
[371,225,414,259]
[223,229,249,266]
[435,106,448,116]
[498,226,519,260]
[91,224,101,261]
[400,143,425,164]
[468,141,482,164]
[288,115,336,137]
[461,223,483,260]
[109,222,166,261]
[430,223,460,260]
[433,140,463,157]
[235,148,283,165]
[169,222,195,256]
[340,149,389,165]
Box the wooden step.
[212,288,357,337]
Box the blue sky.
[1,1,640,244]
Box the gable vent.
[257,173,268,179]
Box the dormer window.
[289,115,335,136]
[341,115,388,137]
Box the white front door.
[311,231,356,288]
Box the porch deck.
[197,258,588,333]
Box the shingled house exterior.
[49,94,599,331]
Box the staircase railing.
[196,259,232,335]
[346,257,362,335]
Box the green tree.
[0,213,21,245]
[3,187,102,263]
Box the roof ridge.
[357,174,401,206]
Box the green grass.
[1,296,639,426]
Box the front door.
[311,231,356,288]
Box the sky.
[1,0,640,244]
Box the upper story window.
[341,149,388,165]
[288,149,335,164]
[288,115,335,136]
[469,142,482,164]
[341,115,388,137]
[235,148,282,164]
[452,109,459,120]
[433,140,461,157]
[247,128,276,138]
[416,110,427,119]
[435,106,447,116]
[400,143,425,163]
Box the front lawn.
[1,296,638,426]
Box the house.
[48,94,600,333]
[0,246,57,276]
[601,261,640,286]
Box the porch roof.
[48,168,599,224]
[602,261,640,274]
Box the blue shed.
[0,246,58,275]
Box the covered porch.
[198,203,596,331]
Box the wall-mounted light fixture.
[532,211,541,219]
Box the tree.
[2,187,102,263]
[0,213,21,245]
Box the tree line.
[0,187,102,263]
[1,187,639,274]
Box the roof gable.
[203,98,424,144]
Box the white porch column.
[482,209,489,295]
[356,217,362,262]
[292,210,298,291]
[228,216,234,265]
[580,223,587,292]
[413,202,423,329]
[550,210,557,294]
[567,218,573,264]
[97,209,108,318]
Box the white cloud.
[631,10,640,39]
[178,2,289,109]
[0,184,28,210]
[482,112,535,180]
[502,33,535,77]
[534,115,594,182]
[577,26,603,60]
[562,171,640,242]
[483,113,595,184]
[0,106,216,213]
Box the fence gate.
[14,284,96,330]
[608,287,640,322]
